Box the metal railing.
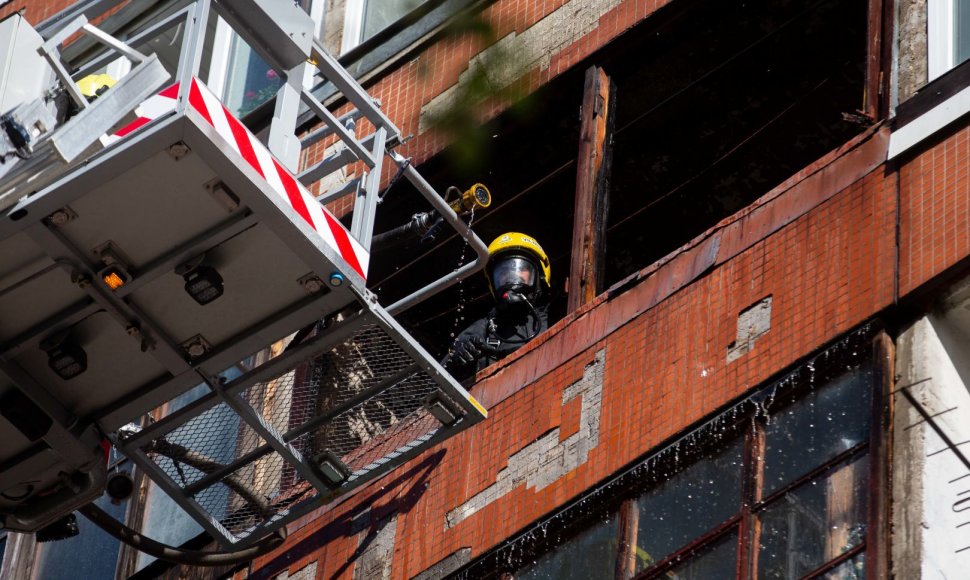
[24,0,489,311]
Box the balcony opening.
[369,0,869,365]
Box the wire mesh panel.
[122,315,485,546]
[294,372,445,474]
[145,401,255,490]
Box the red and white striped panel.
[102,83,180,146]
[186,78,369,279]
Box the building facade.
[1,0,969,578]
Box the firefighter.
[76,74,115,101]
[445,232,551,379]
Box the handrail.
[384,152,490,314]
[31,0,490,315]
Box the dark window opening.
[369,93,581,360]
[368,0,869,367]
[606,0,868,283]
[516,511,620,580]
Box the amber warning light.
[101,267,129,290]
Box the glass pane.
[957,0,970,66]
[516,513,618,580]
[223,37,282,117]
[664,530,738,580]
[30,460,133,580]
[634,438,744,573]
[362,0,423,41]
[758,455,869,580]
[763,368,871,496]
[819,554,865,579]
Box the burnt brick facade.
[4,0,970,578]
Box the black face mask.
[497,288,530,311]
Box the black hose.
[78,503,287,567]
[372,212,436,248]
[147,439,273,519]
[284,320,318,354]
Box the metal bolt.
[181,335,211,358]
[49,210,70,226]
[167,142,190,160]
[299,274,325,294]
[126,325,140,337]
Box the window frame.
[342,0,367,55]
[340,0,433,55]
[929,0,955,81]
[207,0,327,115]
[928,0,970,81]
[452,324,891,580]
[630,342,886,580]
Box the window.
[133,365,248,571]
[516,513,619,580]
[455,327,885,580]
[58,0,314,118]
[341,0,429,53]
[218,38,283,116]
[208,1,325,117]
[29,457,133,580]
[633,438,744,574]
[929,0,970,80]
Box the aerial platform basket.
[0,0,488,546]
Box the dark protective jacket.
[444,301,549,381]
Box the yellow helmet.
[486,232,551,299]
[77,74,116,100]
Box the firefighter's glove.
[451,336,485,365]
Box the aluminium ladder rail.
[0,0,488,546]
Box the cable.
[77,432,305,566]
[148,439,273,519]
[284,320,319,354]
[78,503,286,567]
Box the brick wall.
[314,0,675,216]
[3,0,677,214]
[899,123,970,296]
[246,147,897,579]
[0,1,70,23]
[358,0,671,164]
[7,2,955,579]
